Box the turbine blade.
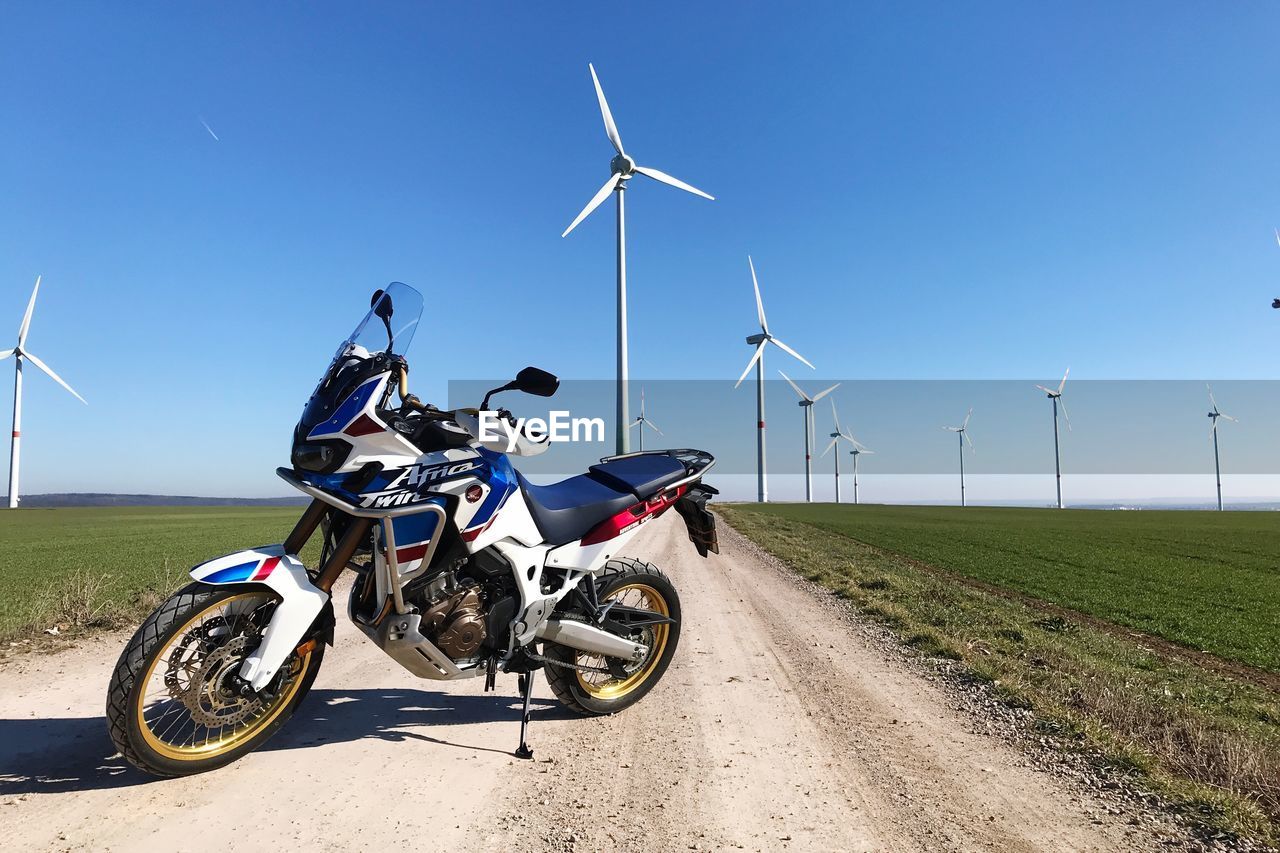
[734,343,766,388]
[1058,396,1072,432]
[1222,413,1238,423]
[811,382,840,402]
[830,398,841,434]
[647,419,663,435]
[778,370,809,401]
[962,407,972,429]
[588,63,624,156]
[748,255,768,334]
[964,431,974,450]
[1275,227,1280,249]
[22,350,86,404]
[562,174,618,238]
[769,336,814,370]
[821,436,838,457]
[628,419,641,430]
[633,165,714,200]
[0,349,12,360]
[1207,383,1220,414]
[1057,366,1070,394]
[17,275,41,346]
[1034,384,1054,395]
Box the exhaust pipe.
[535,619,648,662]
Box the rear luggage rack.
[597,448,715,494]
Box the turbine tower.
[3,276,87,508]
[562,63,714,455]
[734,256,814,502]
[821,399,866,503]
[943,408,974,507]
[847,441,873,505]
[1206,384,1237,512]
[628,386,662,453]
[1034,368,1071,509]
[779,371,839,502]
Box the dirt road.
[1,514,1152,851]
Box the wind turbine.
[628,386,662,452]
[562,63,714,455]
[821,400,867,503]
[1034,368,1071,509]
[3,276,87,508]
[734,257,814,502]
[943,408,974,507]
[847,441,873,505]
[779,371,839,502]
[1206,384,1237,512]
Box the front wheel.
[543,558,681,716]
[106,582,324,777]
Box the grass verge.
[717,505,1280,847]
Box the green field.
[0,506,317,642]
[726,503,1280,673]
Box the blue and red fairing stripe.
[202,556,281,584]
[461,449,518,541]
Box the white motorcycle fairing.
[189,546,330,691]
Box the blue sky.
[2,3,1279,498]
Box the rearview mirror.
[371,289,394,321]
[512,366,559,398]
[481,366,560,410]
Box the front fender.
[190,545,329,691]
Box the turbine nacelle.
[610,153,637,177]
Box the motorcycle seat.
[516,471,637,547]
[587,455,686,500]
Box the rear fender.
[190,545,329,691]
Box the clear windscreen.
[340,281,423,358]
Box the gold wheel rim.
[135,592,311,761]
[575,582,670,701]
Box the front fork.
[189,500,373,691]
[253,502,375,689]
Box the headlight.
[292,440,350,473]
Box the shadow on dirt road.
[0,687,567,795]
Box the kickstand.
[514,671,535,760]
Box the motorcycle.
[106,282,718,776]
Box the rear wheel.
[106,582,324,777]
[544,558,681,715]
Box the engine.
[410,572,487,660]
